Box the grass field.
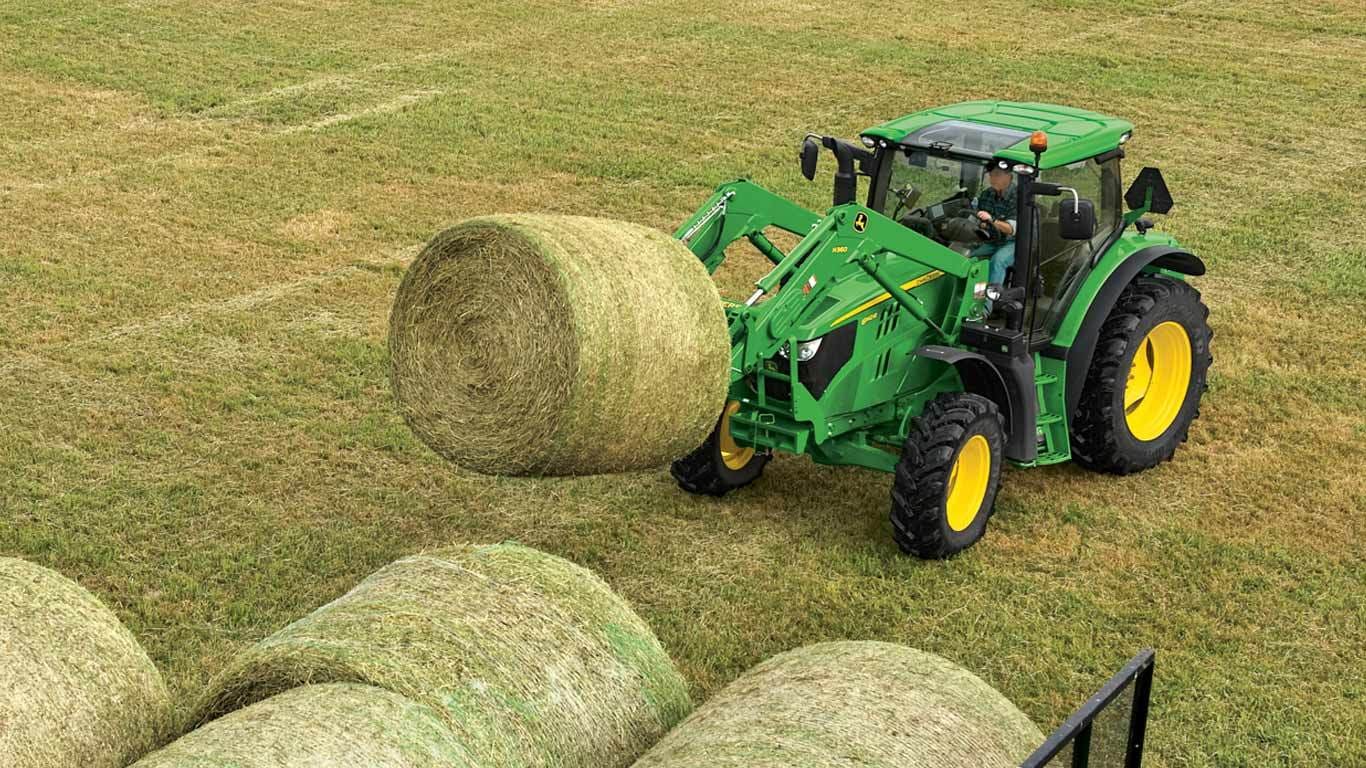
[2,1,1363,765]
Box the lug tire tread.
[891,392,1004,559]
[671,424,769,497]
[1071,275,1213,475]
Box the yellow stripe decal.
[830,270,945,327]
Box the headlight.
[778,337,823,363]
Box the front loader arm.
[674,182,990,457]
[673,179,821,273]
[729,202,977,374]
[675,182,986,411]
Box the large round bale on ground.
[388,214,730,476]
[0,557,171,768]
[194,543,691,768]
[633,641,1042,768]
[132,683,470,768]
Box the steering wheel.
[890,185,921,221]
[972,211,996,240]
[939,214,991,244]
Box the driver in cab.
[972,158,1017,288]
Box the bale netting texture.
[0,557,171,768]
[132,683,471,768]
[632,641,1043,768]
[194,543,692,768]
[388,214,730,476]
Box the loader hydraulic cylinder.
[854,253,944,337]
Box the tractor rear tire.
[1071,275,1212,475]
[890,392,1005,559]
[671,402,770,497]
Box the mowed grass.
[1,1,1363,765]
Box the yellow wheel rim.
[1124,321,1193,442]
[718,401,755,471]
[945,434,991,532]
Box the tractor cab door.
[1026,154,1124,334]
[1019,649,1156,768]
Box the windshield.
[880,149,985,220]
[880,148,1002,254]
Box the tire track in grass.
[1053,0,1210,47]
[0,41,471,197]
[82,244,420,346]
[2,84,450,196]
[277,90,445,134]
[0,244,421,379]
[200,52,449,113]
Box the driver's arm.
[975,210,1016,236]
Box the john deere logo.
[853,212,868,232]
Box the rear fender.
[1050,243,1205,420]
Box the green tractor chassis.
[669,101,1212,558]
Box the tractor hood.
[795,264,949,338]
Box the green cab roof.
[862,101,1134,169]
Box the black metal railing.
[1019,649,1156,768]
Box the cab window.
[1031,155,1122,332]
[880,149,990,256]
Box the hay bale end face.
[132,684,471,768]
[389,215,730,476]
[0,557,172,768]
[195,543,691,768]
[633,641,1043,768]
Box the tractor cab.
[859,103,1144,339]
[802,102,1171,338]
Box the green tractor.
[669,101,1212,558]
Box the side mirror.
[800,138,819,181]
[1060,198,1096,240]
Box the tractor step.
[1030,357,1071,464]
[1032,449,1072,466]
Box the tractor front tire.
[671,402,770,497]
[1071,275,1212,474]
[891,393,1005,559]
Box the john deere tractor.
[669,101,1212,558]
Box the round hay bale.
[132,684,471,768]
[632,641,1042,768]
[194,543,692,768]
[388,214,729,476]
[0,557,171,768]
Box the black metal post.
[1125,656,1155,768]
